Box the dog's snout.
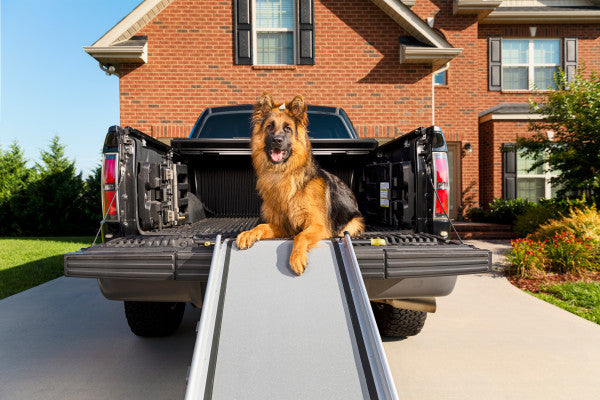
[272,135,285,145]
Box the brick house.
[84,0,600,218]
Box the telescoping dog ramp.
[185,234,399,400]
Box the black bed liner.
[64,217,491,281]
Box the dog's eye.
[283,125,292,134]
[266,123,274,133]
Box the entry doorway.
[446,142,462,220]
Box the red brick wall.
[479,119,536,207]
[120,0,433,140]
[117,0,600,209]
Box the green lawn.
[532,282,600,325]
[0,237,93,300]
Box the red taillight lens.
[104,191,117,216]
[433,152,449,218]
[102,154,118,218]
[104,157,115,184]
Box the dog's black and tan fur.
[236,93,364,275]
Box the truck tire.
[124,301,186,337]
[371,302,427,338]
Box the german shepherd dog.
[236,93,364,275]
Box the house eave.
[481,10,600,24]
[83,43,148,65]
[453,0,502,20]
[370,0,453,49]
[479,113,546,124]
[400,46,463,69]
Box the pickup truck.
[64,104,491,338]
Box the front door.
[446,142,462,220]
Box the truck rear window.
[192,112,354,139]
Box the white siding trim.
[92,0,175,47]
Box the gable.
[84,0,461,75]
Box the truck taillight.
[102,154,118,218]
[433,152,449,219]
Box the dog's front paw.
[236,230,259,250]
[289,251,308,275]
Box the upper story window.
[502,39,560,90]
[488,37,577,92]
[234,0,314,66]
[255,0,294,65]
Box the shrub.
[531,204,600,242]
[513,198,589,238]
[545,232,600,274]
[465,198,534,224]
[464,207,488,223]
[487,198,533,224]
[505,238,547,278]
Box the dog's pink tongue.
[271,149,283,162]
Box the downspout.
[432,62,449,126]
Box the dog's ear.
[288,95,307,127]
[253,92,275,126]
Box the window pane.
[503,67,528,90]
[256,0,293,29]
[517,177,545,203]
[257,32,294,65]
[502,40,528,64]
[534,66,559,90]
[434,70,447,85]
[517,150,544,175]
[534,40,560,64]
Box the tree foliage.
[519,69,600,203]
[0,136,101,236]
[0,142,32,205]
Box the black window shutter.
[502,143,517,200]
[297,0,315,65]
[489,37,502,91]
[234,0,252,65]
[563,38,578,83]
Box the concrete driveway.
[1,241,600,399]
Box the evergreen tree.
[17,136,86,235]
[0,141,32,205]
[518,69,600,203]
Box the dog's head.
[251,92,309,171]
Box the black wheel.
[124,301,186,337]
[371,302,427,338]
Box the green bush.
[0,137,101,236]
[466,198,533,224]
[544,232,600,274]
[505,238,547,278]
[531,204,600,242]
[513,197,589,237]
[506,233,600,277]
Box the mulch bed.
[507,272,600,293]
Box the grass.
[0,237,93,300]
[531,282,600,325]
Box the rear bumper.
[64,238,491,281]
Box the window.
[502,39,560,90]
[254,0,295,65]
[234,0,314,65]
[434,70,447,85]
[516,150,557,202]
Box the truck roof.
[190,104,359,139]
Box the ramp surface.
[186,238,396,400]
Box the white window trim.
[252,0,297,65]
[516,155,557,200]
[502,38,561,91]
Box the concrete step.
[450,222,517,240]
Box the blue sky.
[0,0,143,176]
